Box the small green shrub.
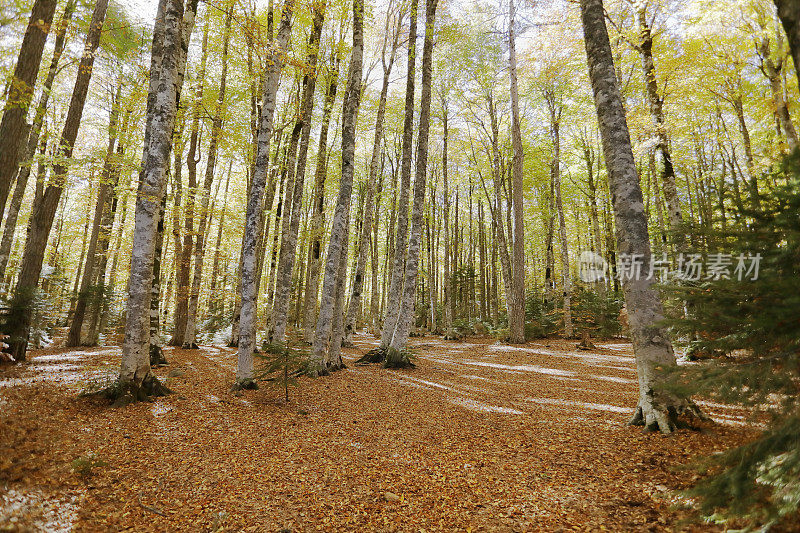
[71,452,107,477]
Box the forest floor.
[0,333,758,532]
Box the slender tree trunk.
[6,0,109,361]
[310,0,364,374]
[326,215,351,369]
[369,156,384,336]
[387,0,438,356]
[0,0,58,221]
[343,9,402,346]
[583,138,606,296]
[86,138,126,345]
[758,33,798,149]
[636,8,683,245]
[171,22,208,345]
[302,64,339,343]
[478,200,487,322]
[379,0,418,350]
[508,0,526,344]
[209,163,232,320]
[184,6,233,348]
[485,96,514,326]
[235,0,295,388]
[116,0,198,402]
[732,94,761,210]
[67,83,122,346]
[545,91,572,338]
[0,0,76,281]
[774,0,800,86]
[270,3,325,344]
[580,0,702,433]
[442,106,454,339]
[102,169,131,337]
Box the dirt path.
[1,335,753,531]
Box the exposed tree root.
[327,361,347,373]
[628,394,708,434]
[230,378,259,392]
[355,347,386,365]
[384,347,416,369]
[181,342,199,350]
[149,344,168,367]
[442,330,462,341]
[576,331,596,351]
[86,374,172,408]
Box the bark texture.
[0,0,58,222]
[387,0,438,356]
[507,0,526,344]
[270,3,325,344]
[310,0,364,374]
[235,0,294,387]
[6,0,109,361]
[774,0,800,87]
[380,0,418,350]
[580,0,702,433]
[118,0,194,397]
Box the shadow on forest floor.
[0,334,755,531]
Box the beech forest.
[1,0,799,529]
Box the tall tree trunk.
[208,163,232,320]
[484,95,514,327]
[302,63,339,343]
[0,0,76,281]
[387,0,438,357]
[183,5,233,348]
[545,91,572,338]
[67,83,122,346]
[6,0,109,361]
[0,0,58,221]
[343,8,402,346]
[582,137,606,297]
[86,137,126,345]
[171,22,208,345]
[369,156,384,336]
[235,0,295,388]
[636,8,683,245]
[507,0,526,344]
[379,0,418,351]
[326,214,351,369]
[758,31,798,150]
[580,0,702,433]
[310,0,364,374]
[270,3,325,344]
[116,0,198,402]
[442,104,454,339]
[774,0,800,86]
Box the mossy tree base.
[149,344,168,367]
[230,378,259,392]
[87,374,173,408]
[355,347,386,365]
[384,347,415,369]
[628,397,707,434]
[576,331,596,351]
